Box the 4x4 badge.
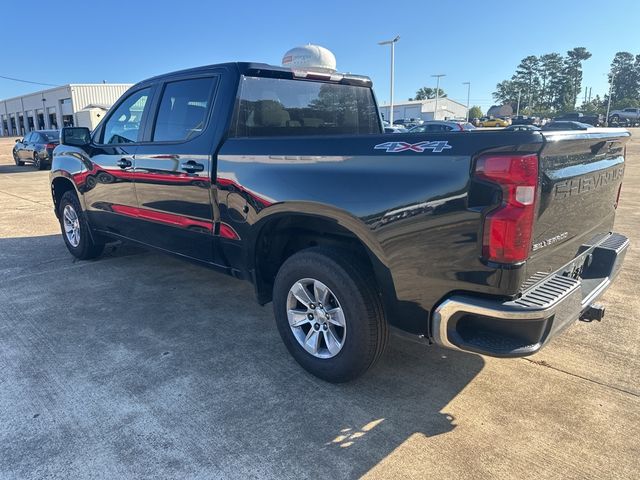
[374,141,452,153]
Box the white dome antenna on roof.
[282,45,337,73]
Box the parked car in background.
[480,117,509,127]
[393,118,424,129]
[554,112,603,127]
[542,121,591,131]
[12,130,60,169]
[408,120,476,132]
[382,120,407,133]
[505,124,541,132]
[511,115,538,126]
[608,108,640,126]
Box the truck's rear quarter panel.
[217,131,544,335]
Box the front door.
[17,133,33,160]
[132,76,218,262]
[83,86,153,238]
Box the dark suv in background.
[554,112,603,127]
[12,130,60,169]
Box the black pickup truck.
[51,62,630,382]
[554,112,604,127]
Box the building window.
[62,115,74,127]
[49,112,58,129]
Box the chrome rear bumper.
[431,232,629,357]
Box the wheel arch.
[246,205,398,320]
[50,173,86,218]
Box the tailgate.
[525,128,631,279]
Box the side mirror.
[61,127,91,147]
[15,139,21,143]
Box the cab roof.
[135,62,372,88]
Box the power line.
[0,75,59,88]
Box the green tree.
[539,53,564,111]
[467,105,483,119]
[514,55,541,112]
[410,87,446,101]
[493,47,592,115]
[562,47,592,110]
[580,95,605,114]
[608,52,640,109]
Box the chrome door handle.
[180,161,204,172]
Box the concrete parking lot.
[0,134,638,480]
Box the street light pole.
[463,82,471,121]
[516,90,522,116]
[431,74,446,120]
[606,72,614,126]
[378,35,400,125]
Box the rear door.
[131,75,219,262]
[526,129,631,277]
[84,86,154,237]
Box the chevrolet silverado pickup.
[51,62,630,382]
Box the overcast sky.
[2,0,639,112]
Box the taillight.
[474,154,538,263]
[45,143,56,149]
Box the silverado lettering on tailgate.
[554,166,624,199]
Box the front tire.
[58,191,104,260]
[273,247,388,383]
[13,151,24,166]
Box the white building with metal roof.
[1,83,133,136]
[378,97,468,122]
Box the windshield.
[232,76,381,137]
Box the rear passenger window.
[152,78,216,142]
[232,76,380,137]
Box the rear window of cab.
[231,76,380,137]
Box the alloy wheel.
[63,204,81,247]
[286,278,346,359]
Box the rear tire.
[33,152,45,170]
[58,191,104,260]
[273,247,388,383]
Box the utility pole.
[463,82,471,121]
[431,74,446,120]
[606,73,614,126]
[516,91,522,116]
[378,36,400,125]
